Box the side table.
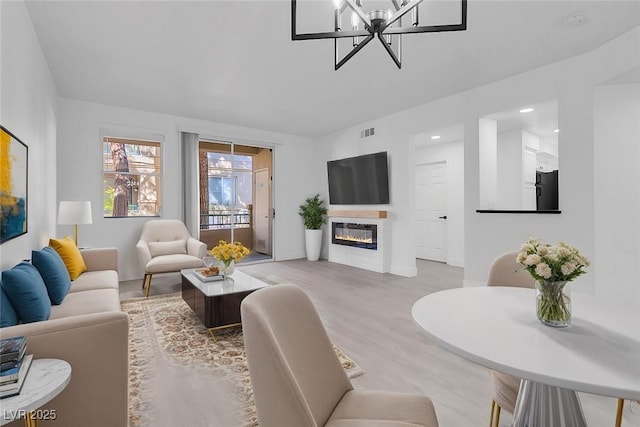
[0,359,71,427]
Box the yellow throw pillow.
[49,236,87,280]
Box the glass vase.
[219,260,235,281]
[536,280,571,327]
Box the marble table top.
[1,358,71,426]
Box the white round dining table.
[412,287,640,427]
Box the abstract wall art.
[1,126,28,243]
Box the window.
[200,150,252,229]
[102,136,162,217]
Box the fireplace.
[332,222,377,250]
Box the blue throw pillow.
[32,246,72,305]
[1,262,51,323]
[0,278,19,327]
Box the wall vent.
[360,127,375,138]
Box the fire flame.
[334,234,373,244]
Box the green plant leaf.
[298,194,327,230]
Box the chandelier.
[291,0,467,70]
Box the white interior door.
[253,168,271,255]
[415,162,447,262]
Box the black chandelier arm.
[381,0,424,32]
[382,22,467,35]
[335,34,374,70]
[293,29,372,41]
[377,33,402,69]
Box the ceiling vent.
[360,127,375,138]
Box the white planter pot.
[305,229,323,261]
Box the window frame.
[101,132,164,218]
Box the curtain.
[181,132,200,239]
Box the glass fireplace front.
[331,222,377,250]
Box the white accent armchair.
[136,219,206,297]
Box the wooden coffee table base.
[181,275,258,330]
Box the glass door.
[198,140,273,264]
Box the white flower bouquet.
[517,238,590,282]
[517,238,590,327]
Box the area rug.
[121,292,363,427]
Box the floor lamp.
[58,201,93,246]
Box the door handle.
[438,216,447,220]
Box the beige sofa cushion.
[68,270,119,293]
[49,289,121,319]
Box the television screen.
[327,152,389,204]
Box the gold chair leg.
[25,412,38,427]
[494,404,501,427]
[143,274,152,298]
[615,398,624,427]
[489,400,496,427]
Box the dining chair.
[136,219,206,297]
[486,251,626,427]
[486,251,534,427]
[241,284,440,427]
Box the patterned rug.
[121,292,363,427]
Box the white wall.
[57,99,320,281]
[414,140,464,267]
[0,1,58,269]
[593,82,640,305]
[315,27,639,295]
[317,121,416,276]
[496,129,523,209]
[478,119,497,209]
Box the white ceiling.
[25,0,640,138]
[484,99,558,137]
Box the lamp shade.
[58,201,93,225]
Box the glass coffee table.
[181,268,269,336]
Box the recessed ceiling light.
[431,135,441,140]
[554,129,559,133]
[519,108,534,113]
[564,13,587,29]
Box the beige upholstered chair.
[136,219,206,297]
[241,284,440,427]
[486,251,535,427]
[486,252,625,427]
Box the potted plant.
[298,194,327,261]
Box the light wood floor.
[120,259,636,427]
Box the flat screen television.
[327,151,389,204]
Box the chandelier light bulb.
[333,0,342,10]
[351,12,359,29]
